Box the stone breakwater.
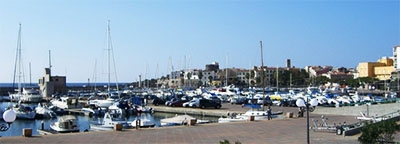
[313,102,400,117]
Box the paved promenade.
[1,103,400,144]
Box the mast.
[225,55,228,87]
[29,62,32,86]
[49,50,52,71]
[106,20,120,97]
[276,67,279,92]
[17,23,22,95]
[260,41,265,110]
[107,20,111,95]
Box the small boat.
[8,102,36,120]
[218,112,248,123]
[19,88,43,103]
[51,97,79,109]
[130,118,156,128]
[88,99,115,108]
[240,109,283,120]
[35,103,57,119]
[160,114,197,126]
[90,112,130,131]
[50,115,80,133]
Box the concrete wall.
[314,102,400,117]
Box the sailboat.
[87,20,119,108]
[9,24,43,103]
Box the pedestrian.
[267,106,272,120]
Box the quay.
[2,103,400,143]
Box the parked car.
[183,99,200,108]
[230,97,246,105]
[165,98,178,106]
[151,96,166,106]
[169,99,189,107]
[278,99,297,107]
[199,99,222,109]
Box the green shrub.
[358,119,400,144]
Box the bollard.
[114,123,123,131]
[249,116,255,121]
[136,119,141,130]
[22,128,32,137]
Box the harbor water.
[0,101,219,137]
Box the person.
[298,107,304,117]
[267,106,272,120]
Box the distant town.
[22,45,399,97]
[136,45,400,91]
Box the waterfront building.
[356,57,394,80]
[38,68,67,97]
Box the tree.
[315,76,330,85]
[358,119,400,144]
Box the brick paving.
[0,103,368,144]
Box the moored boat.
[89,112,130,131]
[160,114,197,126]
[50,115,80,133]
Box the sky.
[0,0,399,83]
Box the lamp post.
[296,97,318,144]
[0,109,17,132]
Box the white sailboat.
[9,24,42,103]
[87,20,120,108]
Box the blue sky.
[0,0,399,83]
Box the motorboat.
[130,118,156,128]
[160,114,197,126]
[218,112,248,123]
[8,102,36,120]
[240,104,283,120]
[88,99,115,108]
[35,103,57,119]
[90,112,130,131]
[51,97,79,109]
[19,88,43,103]
[50,115,80,133]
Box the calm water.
[0,102,219,137]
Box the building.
[38,68,67,97]
[356,57,394,80]
[305,66,333,78]
[205,62,219,72]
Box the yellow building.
[356,57,394,80]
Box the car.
[169,99,189,107]
[151,96,166,106]
[183,99,200,108]
[165,98,178,106]
[230,97,246,105]
[199,99,222,109]
[278,99,297,107]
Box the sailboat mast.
[49,50,52,71]
[17,23,22,95]
[260,41,265,110]
[225,55,228,87]
[107,20,111,95]
[29,62,32,86]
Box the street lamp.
[296,97,318,144]
[0,109,17,132]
